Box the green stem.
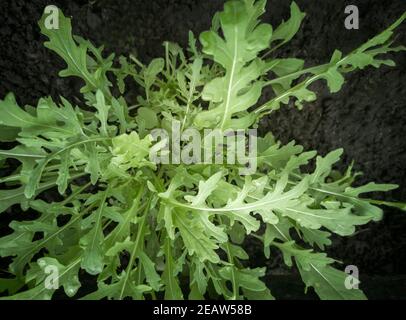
[119,188,150,300]
[218,216,238,300]
[60,181,92,206]
[263,63,328,87]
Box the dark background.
[0,0,405,299]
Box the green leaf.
[310,149,343,184]
[144,58,165,96]
[0,125,20,141]
[263,217,293,257]
[0,179,67,214]
[281,200,371,236]
[174,210,221,263]
[162,240,184,300]
[94,90,110,136]
[271,2,305,45]
[111,97,130,135]
[299,264,366,300]
[368,199,406,211]
[56,151,70,194]
[82,271,151,300]
[39,8,112,94]
[357,11,406,53]
[276,241,335,268]
[0,146,46,162]
[136,107,158,129]
[24,159,48,199]
[0,278,24,295]
[84,142,102,184]
[272,58,304,77]
[301,228,332,250]
[184,171,222,206]
[105,237,133,257]
[139,252,161,291]
[109,131,152,174]
[80,191,109,275]
[0,93,37,128]
[27,257,81,299]
[343,182,397,221]
[194,0,272,129]
[275,241,366,300]
[189,261,207,298]
[180,57,203,129]
[219,266,269,299]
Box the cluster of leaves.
[0,0,405,300]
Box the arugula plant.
[0,0,405,300]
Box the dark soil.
[0,0,405,299]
